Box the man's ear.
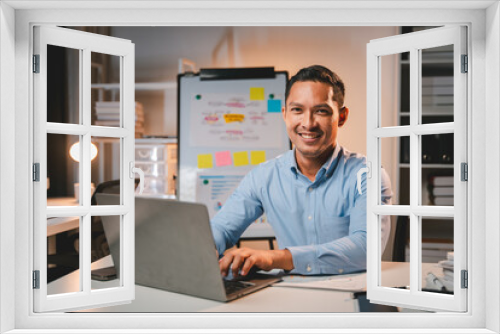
[339,106,349,127]
[282,106,286,121]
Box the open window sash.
[366,26,467,312]
[33,26,136,312]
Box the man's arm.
[216,164,392,276]
[210,171,264,257]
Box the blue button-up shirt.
[210,145,392,275]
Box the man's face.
[283,81,346,162]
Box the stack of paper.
[421,76,453,115]
[94,101,144,137]
[274,273,367,292]
[428,175,454,206]
[425,251,454,292]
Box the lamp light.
[69,142,98,162]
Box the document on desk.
[273,272,367,292]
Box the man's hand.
[219,247,294,278]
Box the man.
[211,65,392,278]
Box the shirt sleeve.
[286,164,393,275]
[210,170,264,257]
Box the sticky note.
[223,114,245,123]
[267,99,282,112]
[197,154,213,169]
[215,151,232,167]
[250,151,266,165]
[233,151,249,167]
[250,87,265,100]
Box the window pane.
[47,216,81,295]
[91,215,121,290]
[381,136,409,205]
[421,217,454,295]
[421,134,454,206]
[421,133,454,165]
[380,215,410,291]
[420,45,454,124]
[47,45,80,124]
[91,52,121,127]
[381,52,409,128]
[47,134,81,207]
[91,137,121,204]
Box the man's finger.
[231,254,245,277]
[218,253,233,277]
[240,256,256,276]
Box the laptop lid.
[96,193,228,301]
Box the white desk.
[48,258,443,313]
[47,197,80,236]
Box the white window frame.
[32,26,136,312]
[366,26,467,312]
[0,2,498,333]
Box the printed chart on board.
[189,91,283,148]
[196,171,270,238]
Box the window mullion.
[409,47,420,294]
[81,48,92,296]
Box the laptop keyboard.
[223,280,255,295]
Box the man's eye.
[291,107,302,112]
[317,109,329,114]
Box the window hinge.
[461,54,468,73]
[461,162,468,181]
[33,54,40,73]
[461,270,468,289]
[33,163,40,182]
[33,270,40,289]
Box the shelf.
[400,59,453,65]
[91,82,176,90]
[399,112,453,117]
[136,137,177,144]
[399,163,453,169]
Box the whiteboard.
[178,70,290,238]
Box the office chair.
[47,179,139,283]
[90,179,140,260]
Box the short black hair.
[285,65,345,108]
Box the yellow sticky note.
[223,114,245,123]
[197,154,214,169]
[233,151,249,167]
[250,151,266,165]
[250,87,265,100]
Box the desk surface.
[47,258,441,313]
[47,197,80,236]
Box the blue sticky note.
[267,99,282,112]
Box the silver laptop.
[95,193,281,302]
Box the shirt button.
[307,265,312,272]
[338,269,344,274]
[308,187,313,192]
[308,215,312,220]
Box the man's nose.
[300,111,316,129]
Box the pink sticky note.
[215,151,233,167]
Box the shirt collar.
[289,145,342,178]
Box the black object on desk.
[354,292,399,312]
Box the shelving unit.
[90,82,178,198]
[91,82,176,136]
[397,26,455,262]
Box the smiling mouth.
[298,133,321,139]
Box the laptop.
[95,193,281,302]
